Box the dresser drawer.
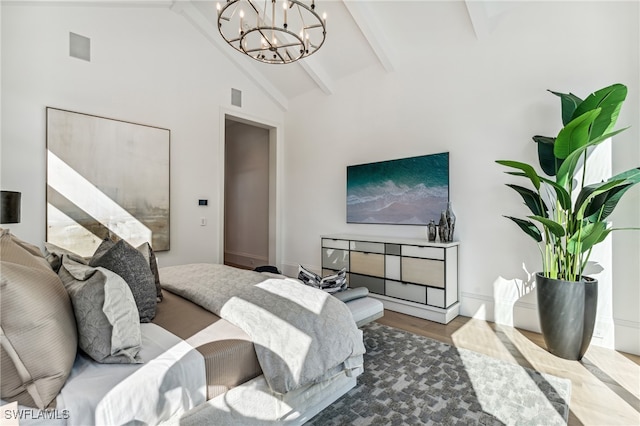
[349,273,384,295]
[386,280,426,304]
[401,257,444,287]
[322,238,349,250]
[350,251,384,277]
[401,245,445,260]
[385,255,401,280]
[385,244,401,255]
[427,287,445,308]
[322,248,349,271]
[350,241,385,254]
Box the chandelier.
[217,0,326,64]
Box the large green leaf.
[549,90,583,126]
[532,135,563,176]
[506,172,572,210]
[572,84,627,139]
[528,215,565,238]
[496,160,541,190]
[555,144,587,188]
[538,175,572,210]
[505,216,542,242]
[575,179,627,220]
[506,184,547,217]
[554,109,601,159]
[554,127,627,188]
[581,168,640,221]
[567,221,608,254]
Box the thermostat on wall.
[198,199,208,206]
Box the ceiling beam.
[171,1,289,111]
[465,1,520,40]
[464,0,491,40]
[298,54,334,95]
[343,0,394,73]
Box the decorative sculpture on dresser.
[427,220,437,242]
[446,202,456,242]
[438,211,449,243]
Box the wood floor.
[376,310,640,426]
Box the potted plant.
[497,83,640,360]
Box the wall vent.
[69,32,91,62]
[231,88,242,107]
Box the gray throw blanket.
[159,263,365,394]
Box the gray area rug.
[308,322,571,425]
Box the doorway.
[223,116,277,270]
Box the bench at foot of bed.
[334,287,384,328]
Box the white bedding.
[2,324,206,426]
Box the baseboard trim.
[224,250,268,270]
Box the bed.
[0,230,367,425]
[156,263,366,424]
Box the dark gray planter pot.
[535,273,598,360]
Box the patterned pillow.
[43,242,88,273]
[0,229,77,408]
[297,265,348,293]
[90,239,157,322]
[297,265,323,288]
[136,242,163,302]
[319,268,348,293]
[58,255,142,364]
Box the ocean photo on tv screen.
[346,152,449,225]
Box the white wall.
[282,1,640,354]
[0,3,285,267]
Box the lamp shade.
[1,191,21,224]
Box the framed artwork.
[46,107,170,257]
[347,152,449,225]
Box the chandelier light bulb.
[283,1,288,27]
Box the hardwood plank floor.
[376,310,640,426]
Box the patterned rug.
[308,322,571,425]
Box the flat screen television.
[346,152,449,225]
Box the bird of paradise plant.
[497,83,640,282]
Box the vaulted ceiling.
[170,1,519,110]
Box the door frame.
[218,108,282,269]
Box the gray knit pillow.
[90,239,157,322]
[58,256,142,364]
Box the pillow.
[297,265,348,293]
[318,268,348,293]
[136,242,163,302]
[90,239,157,322]
[43,242,88,273]
[58,255,142,364]
[90,237,116,261]
[0,229,77,409]
[297,264,322,288]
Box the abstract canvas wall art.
[46,108,170,256]
[347,152,449,225]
